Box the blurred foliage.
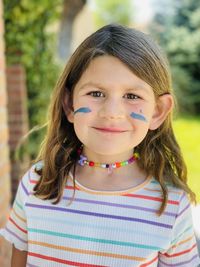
[173,116,200,202]
[150,0,200,114]
[93,0,133,27]
[4,0,62,159]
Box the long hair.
[33,24,196,215]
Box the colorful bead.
[134,153,139,159]
[128,158,133,163]
[78,155,87,166]
[77,153,139,172]
[116,162,121,168]
[77,148,82,155]
[95,163,101,167]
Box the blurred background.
[0,0,200,265]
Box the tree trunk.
[58,0,86,61]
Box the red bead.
[89,161,94,166]
[116,162,121,168]
[77,149,82,155]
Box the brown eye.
[87,91,104,97]
[124,93,140,100]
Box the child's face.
[65,55,171,157]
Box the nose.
[98,97,125,120]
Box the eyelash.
[87,91,104,97]
[87,91,140,100]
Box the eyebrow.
[78,82,151,93]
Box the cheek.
[73,110,93,130]
[128,105,148,123]
[130,111,148,122]
[73,112,93,144]
[128,103,155,124]
[74,107,92,114]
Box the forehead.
[74,55,153,93]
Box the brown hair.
[33,24,196,215]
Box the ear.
[149,93,174,130]
[62,90,74,123]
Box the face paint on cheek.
[130,112,148,122]
[74,107,92,115]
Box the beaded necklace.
[77,152,139,174]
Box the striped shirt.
[0,162,200,267]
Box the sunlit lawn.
[173,116,200,203]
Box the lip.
[92,127,127,133]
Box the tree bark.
[58,0,86,61]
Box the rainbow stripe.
[0,162,199,266]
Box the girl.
[0,24,199,267]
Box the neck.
[81,147,135,164]
[75,160,147,191]
[74,147,147,190]
[76,148,142,178]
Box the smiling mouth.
[92,127,127,133]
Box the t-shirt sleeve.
[0,168,31,251]
[158,191,200,267]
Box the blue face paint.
[74,107,92,115]
[130,112,147,122]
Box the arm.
[11,245,27,267]
[0,168,32,265]
[158,192,200,266]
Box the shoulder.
[165,183,192,219]
[149,178,190,211]
[166,183,189,206]
[19,160,44,195]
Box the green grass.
[173,116,200,203]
